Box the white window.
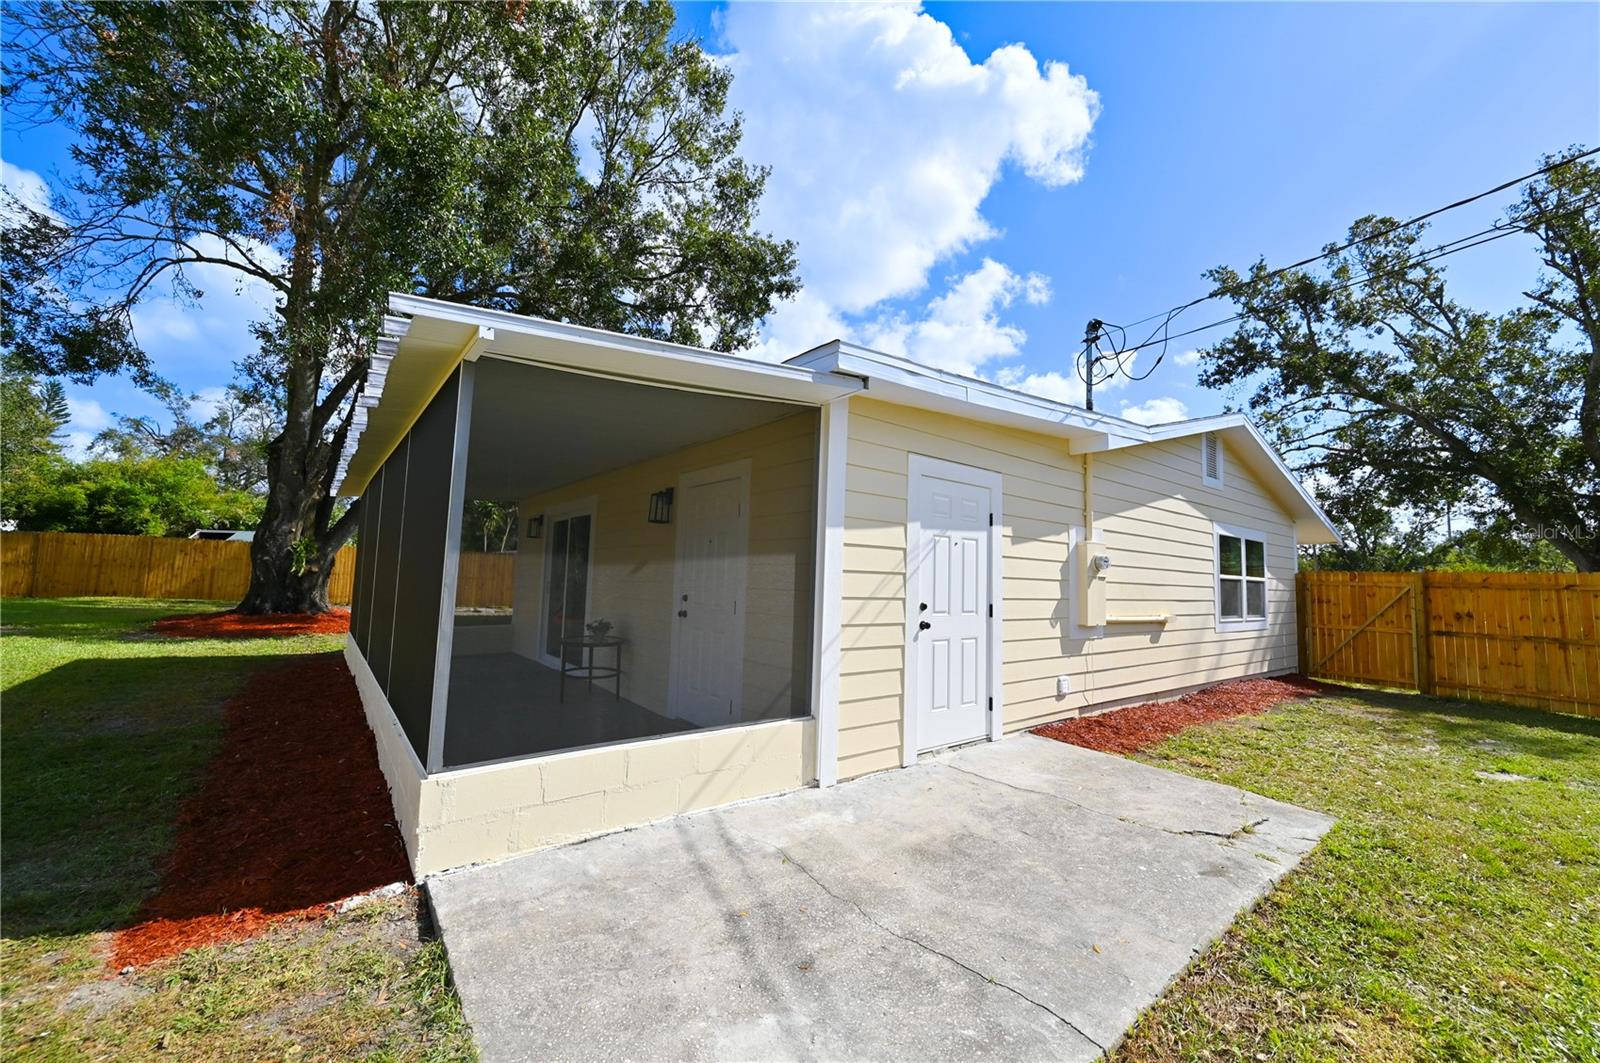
[1201,431,1224,488]
[1214,523,1267,631]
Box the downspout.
[1080,451,1095,709]
[1081,453,1094,537]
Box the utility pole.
[1082,319,1105,412]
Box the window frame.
[1200,431,1225,488]
[1213,521,1269,632]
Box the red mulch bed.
[1032,675,1329,755]
[151,609,351,639]
[109,654,410,969]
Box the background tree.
[90,382,276,495]
[0,355,70,525]
[461,500,518,555]
[3,1,799,612]
[7,455,263,537]
[1199,148,1599,571]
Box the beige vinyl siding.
[837,398,1299,781]
[510,411,817,723]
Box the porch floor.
[442,652,694,769]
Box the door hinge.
[988,603,993,618]
[988,512,994,526]
[987,696,993,714]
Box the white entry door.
[668,464,749,727]
[909,459,996,753]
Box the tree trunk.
[236,318,365,613]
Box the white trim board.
[901,453,1005,768]
[1213,520,1270,633]
[811,399,848,788]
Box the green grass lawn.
[1116,689,1600,1062]
[4,598,1596,1061]
[0,597,474,1062]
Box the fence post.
[1412,570,1434,695]
[1296,574,1311,677]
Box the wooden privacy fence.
[0,531,516,609]
[1298,570,1600,718]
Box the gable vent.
[1202,432,1223,486]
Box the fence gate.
[1298,571,1600,719]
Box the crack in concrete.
[726,826,1108,1056]
[946,763,1268,845]
[1175,818,1269,840]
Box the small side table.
[558,634,624,703]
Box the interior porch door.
[542,512,592,668]
[669,470,748,727]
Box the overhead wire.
[1072,167,1600,386]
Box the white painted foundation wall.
[347,640,815,876]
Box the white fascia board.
[786,341,1340,547]
[787,341,1136,448]
[389,293,860,405]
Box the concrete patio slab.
[427,734,1334,1062]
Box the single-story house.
[339,293,1340,876]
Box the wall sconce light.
[527,514,544,539]
[648,488,674,524]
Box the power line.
[1073,167,1599,389]
[1108,192,1599,361]
[1110,147,1599,334]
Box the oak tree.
[3,1,799,611]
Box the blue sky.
[3,2,1597,452]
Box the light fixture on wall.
[648,488,674,524]
[527,514,544,539]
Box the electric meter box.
[1079,542,1111,627]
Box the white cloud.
[57,396,112,461]
[860,258,1050,376]
[1174,349,1202,367]
[719,2,1097,360]
[1118,396,1190,425]
[65,395,111,432]
[0,159,59,221]
[189,386,231,423]
[128,233,284,377]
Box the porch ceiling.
[464,357,808,499]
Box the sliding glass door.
[543,512,593,667]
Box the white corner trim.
[426,362,474,774]
[902,453,1005,766]
[1213,520,1270,633]
[812,399,848,787]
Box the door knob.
[918,620,931,631]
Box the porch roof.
[337,294,1338,545]
[335,294,863,496]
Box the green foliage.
[7,455,263,536]
[1305,514,1576,572]
[92,381,277,494]
[461,499,518,554]
[4,1,800,610]
[1200,148,1600,571]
